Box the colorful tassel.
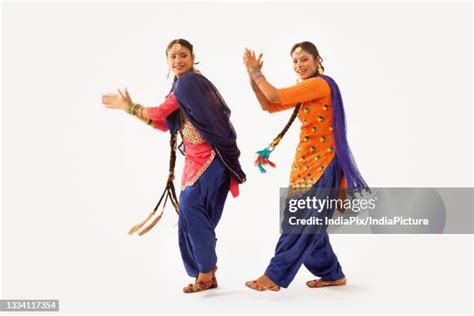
[255,136,282,173]
[254,146,276,173]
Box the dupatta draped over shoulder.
[319,74,369,192]
[166,72,246,184]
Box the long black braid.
[269,103,301,148]
[152,131,180,213]
[155,38,196,214]
[159,131,179,213]
[129,132,180,236]
[128,39,195,236]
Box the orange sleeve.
[277,77,331,105]
[267,102,298,113]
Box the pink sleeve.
[146,93,180,132]
[151,120,169,132]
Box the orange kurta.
[268,77,335,196]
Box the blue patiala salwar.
[178,157,230,277]
[265,156,345,288]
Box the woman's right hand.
[243,48,264,75]
[102,88,132,111]
[244,49,264,91]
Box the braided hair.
[128,39,195,235]
[162,39,196,213]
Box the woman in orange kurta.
[269,76,336,196]
[243,42,368,291]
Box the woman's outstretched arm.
[102,88,179,131]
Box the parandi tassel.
[137,194,168,236]
[255,147,276,173]
[128,132,180,236]
[128,178,179,236]
[128,210,155,235]
[255,103,302,174]
[254,136,281,173]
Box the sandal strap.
[247,280,279,291]
[307,277,346,287]
[183,267,219,293]
[183,279,214,293]
[252,280,263,291]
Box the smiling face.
[292,47,318,80]
[167,43,195,77]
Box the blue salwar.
[178,157,230,277]
[265,156,346,288]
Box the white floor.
[4,233,472,314]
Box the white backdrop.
[1,1,473,314]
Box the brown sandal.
[208,267,218,289]
[183,266,218,294]
[306,277,347,288]
[245,275,280,292]
[183,279,214,293]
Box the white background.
[1,1,473,315]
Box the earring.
[318,64,324,74]
[317,56,324,74]
[166,68,170,79]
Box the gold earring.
[318,64,324,74]
[317,56,324,74]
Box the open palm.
[102,88,132,110]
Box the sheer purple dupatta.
[320,74,369,193]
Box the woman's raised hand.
[102,88,133,111]
[243,48,263,74]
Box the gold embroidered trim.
[181,117,206,144]
[180,116,216,189]
[183,150,216,189]
[287,185,312,197]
